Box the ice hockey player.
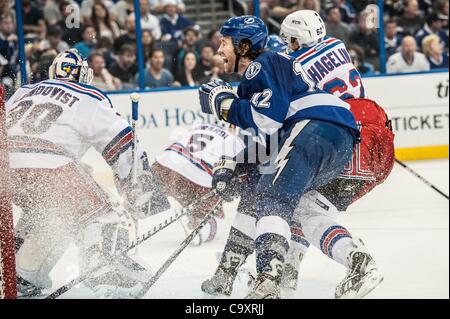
[151,121,247,246]
[279,10,395,298]
[6,49,169,298]
[198,15,359,298]
[201,11,395,299]
[280,10,365,100]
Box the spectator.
[416,12,449,50]
[422,34,449,69]
[207,30,221,52]
[40,24,70,53]
[173,27,200,75]
[137,48,174,88]
[349,10,380,69]
[80,0,114,24]
[150,0,186,15]
[112,0,135,28]
[260,0,300,25]
[139,0,162,40]
[30,49,57,83]
[325,6,351,43]
[435,0,449,30]
[0,12,18,95]
[208,54,241,83]
[91,1,121,42]
[387,36,430,73]
[327,0,356,24]
[96,36,115,68]
[44,0,80,26]
[418,0,434,14]
[26,34,49,84]
[110,44,138,89]
[58,0,84,46]
[160,0,195,43]
[142,29,156,63]
[385,0,407,17]
[385,18,403,58]
[193,44,215,81]
[348,44,375,75]
[44,0,62,25]
[88,51,121,91]
[74,24,97,59]
[0,0,15,24]
[397,0,425,35]
[175,51,200,87]
[21,0,46,37]
[114,14,136,53]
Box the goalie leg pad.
[78,213,152,298]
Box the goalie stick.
[134,197,224,299]
[45,190,218,299]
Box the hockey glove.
[121,153,171,219]
[212,157,240,202]
[199,79,237,121]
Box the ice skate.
[245,274,281,299]
[280,263,299,290]
[201,264,237,296]
[335,251,383,299]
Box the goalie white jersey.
[156,123,246,188]
[6,79,138,180]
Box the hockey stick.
[395,158,449,200]
[134,198,224,299]
[45,190,218,299]
[130,93,140,255]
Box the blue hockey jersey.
[226,51,358,136]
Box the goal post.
[0,84,17,299]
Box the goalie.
[6,49,169,298]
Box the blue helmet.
[220,15,268,51]
[265,34,288,53]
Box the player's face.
[288,38,300,52]
[217,36,236,73]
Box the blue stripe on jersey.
[301,41,343,65]
[41,81,103,101]
[73,81,114,108]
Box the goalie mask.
[48,49,94,85]
[280,10,326,51]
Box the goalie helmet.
[280,10,326,49]
[48,49,93,85]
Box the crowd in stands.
[0,0,448,96]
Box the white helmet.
[48,49,93,85]
[280,10,326,50]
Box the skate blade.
[337,273,384,299]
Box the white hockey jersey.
[290,37,366,100]
[155,123,246,188]
[6,79,138,180]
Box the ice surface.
[15,159,449,299]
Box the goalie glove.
[199,79,237,121]
[212,157,240,202]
